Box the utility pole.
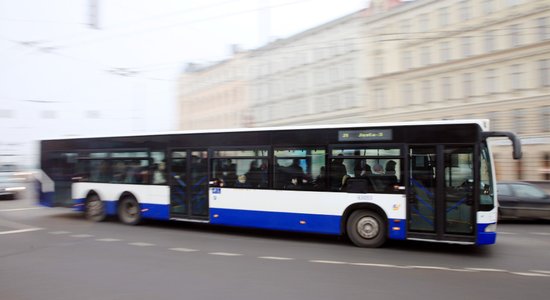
[90,0,100,29]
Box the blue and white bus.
[38,120,521,247]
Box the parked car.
[497,181,550,221]
[0,172,26,200]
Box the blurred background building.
[178,0,550,181]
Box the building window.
[483,0,494,14]
[485,69,497,94]
[513,109,527,134]
[484,30,495,53]
[460,1,471,21]
[420,47,430,66]
[537,17,549,41]
[440,41,451,62]
[374,88,386,109]
[402,50,412,70]
[488,111,499,130]
[401,19,410,34]
[542,106,550,132]
[374,56,384,75]
[419,13,429,32]
[510,64,523,91]
[439,7,449,27]
[441,77,452,101]
[461,36,473,57]
[422,80,432,103]
[402,83,414,105]
[509,24,521,47]
[539,59,550,87]
[463,73,474,100]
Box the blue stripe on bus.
[476,223,496,245]
[389,219,406,240]
[71,199,169,220]
[210,208,342,235]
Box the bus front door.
[408,146,476,243]
[169,150,209,220]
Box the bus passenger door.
[169,150,209,220]
[408,146,475,242]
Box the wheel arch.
[341,203,388,236]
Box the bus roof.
[41,119,489,141]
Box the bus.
[38,120,521,247]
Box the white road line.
[309,260,348,265]
[71,234,94,238]
[465,268,507,272]
[509,272,550,277]
[530,232,550,236]
[350,262,408,269]
[258,256,294,261]
[49,231,71,235]
[498,232,517,235]
[408,265,453,271]
[0,228,43,235]
[0,207,44,212]
[129,242,156,247]
[531,270,550,274]
[209,252,243,256]
[169,248,199,253]
[96,238,122,242]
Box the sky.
[0,0,369,166]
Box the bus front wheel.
[346,210,387,248]
[118,196,142,225]
[85,194,106,222]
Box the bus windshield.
[480,144,494,210]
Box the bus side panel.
[36,171,56,207]
[72,183,171,220]
[476,209,498,245]
[209,188,406,236]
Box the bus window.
[330,147,403,193]
[274,149,326,190]
[212,149,268,188]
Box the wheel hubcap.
[356,216,379,239]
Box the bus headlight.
[485,223,497,232]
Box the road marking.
[530,270,550,275]
[129,242,155,247]
[0,228,43,235]
[350,262,407,269]
[209,252,243,256]
[258,256,294,261]
[465,268,506,272]
[0,207,44,212]
[49,231,71,235]
[309,260,348,265]
[530,232,550,236]
[96,238,122,242]
[71,234,94,238]
[509,272,550,277]
[408,265,453,271]
[498,232,517,235]
[169,247,199,252]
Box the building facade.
[177,0,549,180]
[179,50,250,130]
[361,0,550,181]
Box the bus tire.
[346,210,386,248]
[118,196,142,225]
[85,194,106,222]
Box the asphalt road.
[1,185,550,300]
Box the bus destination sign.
[338,129,393,142]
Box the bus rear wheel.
[85,194,106,222]
[346,210,387,248]
[118,196,141,225]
